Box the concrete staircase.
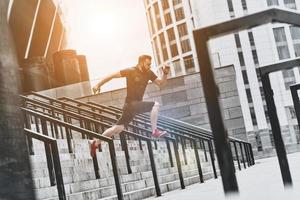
[29,137,218,200]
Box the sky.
[62,0,153,91]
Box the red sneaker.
[89,140,98,158]
[152,129,167,138]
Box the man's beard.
[141,66,150,73]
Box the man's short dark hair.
[138,55,152,64]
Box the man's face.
[142,59,152,72]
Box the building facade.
[144,0,300,155]
[8,0,66,64]
[6,0,90,92]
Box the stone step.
[31,157,212,189]
[34,159,211,196]
[41,169,218,200]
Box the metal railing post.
[166,139,174,167]
[180,136,188,165]
[108,141,124,200]
[147,140,161,196]
[51,141,66,200]
[233,142,241,171]
[120,133,132,174]
[193,140,204,183]
[208,140,217,179]
[239,142,246,169]
[173,140,185,189]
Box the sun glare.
[84,11,116,39]
[65,0,152,89]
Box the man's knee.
[113,125,124,133]
[153,101,160,109]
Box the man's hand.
[92,86,100,94]
[162,66,170,75]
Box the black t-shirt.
[120,66,157,103]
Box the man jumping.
[89,55,170,157]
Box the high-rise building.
[144,0,300,155]
[144,0,200,77]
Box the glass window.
[184,55,195,73]
[227,0,234,12]
[290,26,300,40]
[154,3,162,31]
[173,0,182,6]
[246,88,253,103]
[161,0,170,10]
[274,27,288,42]
[282,69,296,90]
[174,59,182,76]
[242,70,249,84]
[167,28,176,41]
[273,27,291,60]
[177,23,188,37]
[260,87,265,101]
[234,34,241,48]
[154,37,161,65]
[256,70,262,82]
[147,11,155,35]
[277,46,291,59]
[181,39,191,53]
[264,105,269,123]
[267,0,279,6]
[289,107,296,118]
[284,0,297,9]
[227,0,235,17]
[167,28,179,57]
[159,33,169,61]
[290,26,300,57]
[269,131,275,147]
[294,44,300,57]
[164,12,172,26]
[174,7,185,21]
[250,107,257,126]
[241,0,247,10]
[238,52,245,66]
[252,50,259,64]
[255,133,263,151]
[248,31,255,46]
[294,125,300,144]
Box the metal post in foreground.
[193,8,300,191]
[194,27,238,194]
[147,140,162,196]
[261,74,292,186]
[290,84,300,135]
[233,142,241,171]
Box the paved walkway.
[147,152,300,200]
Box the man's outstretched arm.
[93,71,122,94]
[153,66,170,88]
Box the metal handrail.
[21,98,183,197]
[30,93,222,179]
[27,92,252,187]
[86,101,253,166]
[55,95,252,170]
[56,95,251,174]
[22,108,124,200]
[24,129,66,200]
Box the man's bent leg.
[150,101,160,131]
[149,101,167,137]
[90,125,125,157]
